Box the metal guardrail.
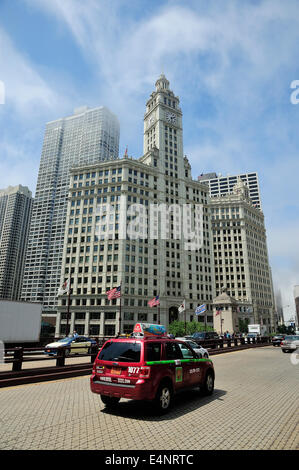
[3,339,109,372]
[193,336,272,350]
[0,335,272,388]
[3,336,271,371]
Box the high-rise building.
[0,185,33,300]
[198,172,262,209]
[209,179,275,331]
[275,289,285,326]
[294,286,299,327]
[21,106,120,318]
[56,75,214,337]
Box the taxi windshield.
[99,341,141,362]
[187,341,199,349]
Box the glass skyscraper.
[21,106,120,315]
[0,185,33,300]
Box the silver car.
[281,335,299,353]
[175,337,209,358]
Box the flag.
[195,304,206,315]
[215,307,223,316]
[57,279,70,296]
[106,285,121,300]
[148,295,160,307]
[178,299,185,314]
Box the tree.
[169,320,214,337]
[168,321,185,337]
[238,318,249,333]
[277,324,295,334]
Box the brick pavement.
[0,346,298,450]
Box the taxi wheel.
[200,371,214,396]
[204,353,209,358]
[101,395,120,408]
[155,383,173,414]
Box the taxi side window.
[145,343,161,361]
[179,343,194,359]
[165,342,183,360]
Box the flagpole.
[158,301,160,324]
[184,298,186,335]
[220,308,223,336]
[119,280,122,335]
[66,282,71,336]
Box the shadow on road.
[101,388,227,421]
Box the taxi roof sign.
[133,323,167,337]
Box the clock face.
[166,112,176,123]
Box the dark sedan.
[272,334,285,347]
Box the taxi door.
[71,337,89,354]
[177,342,202,387]
[164,342,191,390]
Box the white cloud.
[0,28,67,115]
[0,26,77,192]
[8,0,299,320]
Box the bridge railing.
[194,335,272,350]
[2,337,111,372]
[2,335,272,373]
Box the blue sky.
[0,0,299,321]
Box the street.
[0,346,298,450]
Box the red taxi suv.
[90,334,215,413]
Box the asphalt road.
[0,346,298,450]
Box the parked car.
[90,327,215,414]
[192,332,219,340]
[245,333,258,343]
[191,331,219,348]
[272,334,286,347]
[175,337,209,358]
[45,335,97,356]
[280,335,299,353]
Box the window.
[105,312,116,320]
[90,312,101,320]
[99,341,141,362]
[104,325,116,337]
[145,343,161,362]
[138,313,147,321]
[165,342,183,360]
[178,343,194,359]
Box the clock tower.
[142,74,184,178]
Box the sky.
[0,0,298,322]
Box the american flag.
[106,285,121,300]
[148,295,160,307]
[216,307,223,316]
